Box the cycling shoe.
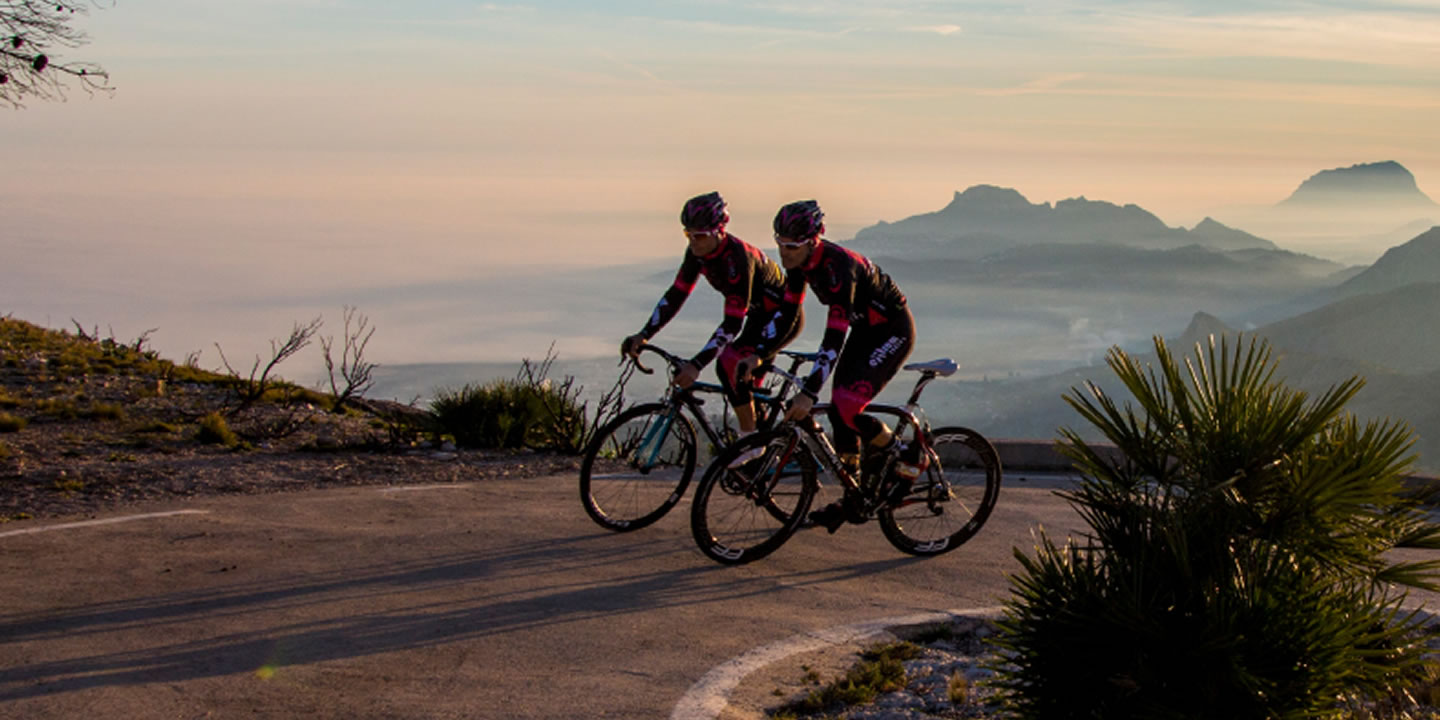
[807,502,846,534]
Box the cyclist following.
[620,191,805,446]
[740,199,916,533]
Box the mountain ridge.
[1280,161,1437,207]
[849,184,1277,257]
[1334,226,1440,298]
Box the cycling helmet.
[773,200,825,240]
[680,191,728,232]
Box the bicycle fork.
[635,405,678,472]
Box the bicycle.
[578,344,818,532]
[689,357,1003,565]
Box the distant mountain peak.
[942,185,1041,213]
[1280,161,1437,207]
[1172,311,1240,355]
[1187,217,1278,251]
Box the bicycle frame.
[631,345,815,459]
[688,355,998,563]
[766,364,949,499]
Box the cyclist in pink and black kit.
[621,191,804,439]
[740,199,915,532]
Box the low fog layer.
[371,163,1440,471]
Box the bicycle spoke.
[879,427,1001,556]
[692,430,815,564]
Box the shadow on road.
[1,528,921,700]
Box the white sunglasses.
[773,234,813,249]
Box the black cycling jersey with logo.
[638,233,789,368]
[755,239,908,396]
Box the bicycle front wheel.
[691,428,817,565]
[579,402,697,532]
[879,426,1001,556]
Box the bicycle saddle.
[903,358,958,376]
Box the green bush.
[260,384,334,410]
[196,412,239,447]
[993,335,1440,719]
[0,412,25,433]
[430,347,606,452]
[135,421,180,434]
[430,379,557,450]
[34,397,79,420]
[777,642,914,716]
[82,402,125,421]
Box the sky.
[4,0,1440,366]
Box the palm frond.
[1000,334,1437,717]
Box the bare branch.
[215,317,323,412]
[320,305,378,412]
[68,318,96,341]
[515,343,633,453]
[257,316,322,391]
[1,1,114,108]
[129,328,157,354]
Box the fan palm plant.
[992,334,1440,719]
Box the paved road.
[0,471,1231,718]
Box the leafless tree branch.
[320,305,378,412]
[1,1,114,107]
[215,317,323,412]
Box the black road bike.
[578,345,816,532]
[689,358,1003,565]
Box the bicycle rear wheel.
[579,402,697,532]
[690,428,817,565]
[879,426,1001,556]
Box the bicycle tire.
[878,426,1001,556]
[579,402,698,532]
[690,428,817,565]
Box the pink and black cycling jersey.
[638,233,788,368]
[755,239,908,397]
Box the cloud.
[904,24,963,35]
[596,51,664,84]
[981,72,1086,96]
[1094,9,1440,67]
[972,70,1440,110]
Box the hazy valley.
[363,161,1440,470]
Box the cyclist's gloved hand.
[621,334,646,359]
[784,392,815,422]
[675,361,700,389]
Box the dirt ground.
[0,362,575,521]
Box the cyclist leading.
[621,191,805,444]
[739,199,916,533]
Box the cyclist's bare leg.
[725,401,765,468]
[734,402,756,434]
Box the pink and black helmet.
[681,191,729,232]
[773,200,825,240]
